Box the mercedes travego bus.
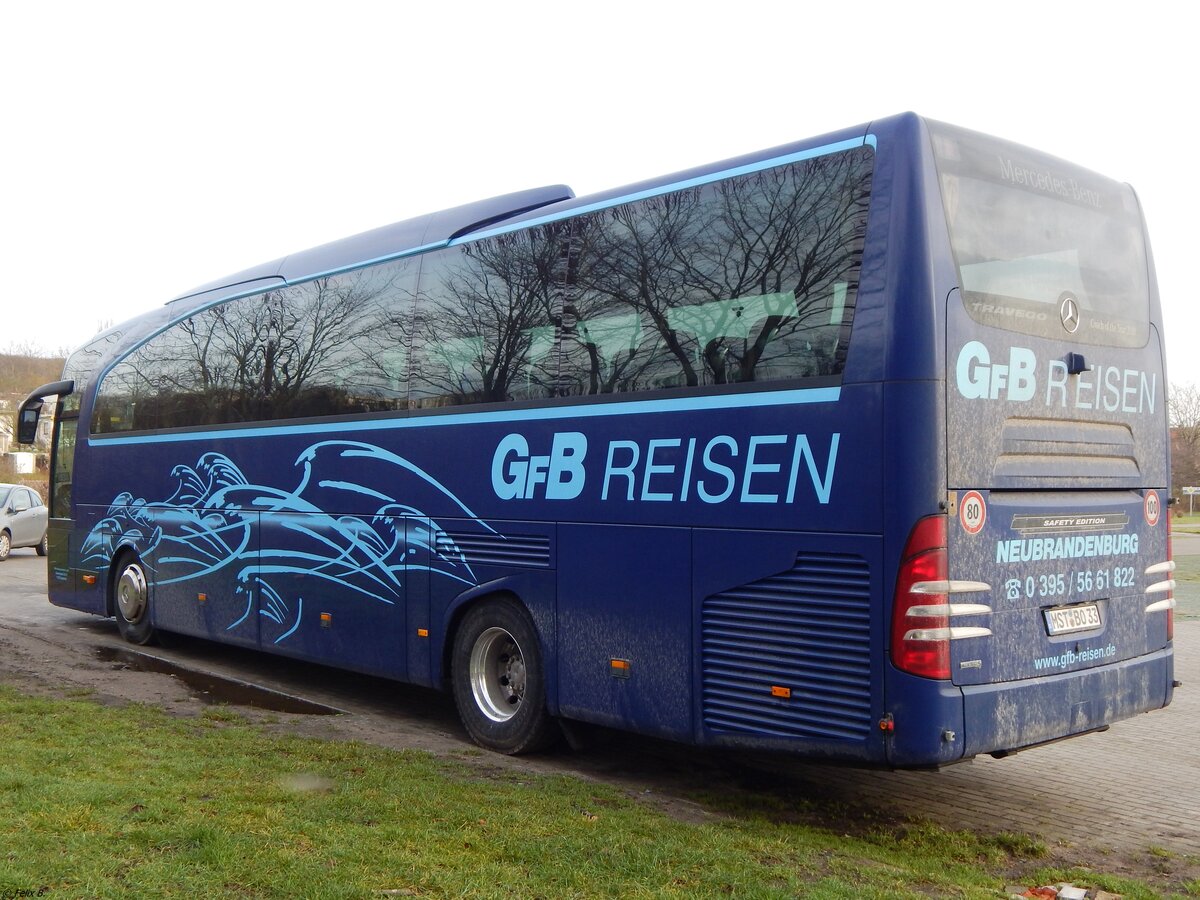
[19,113,1173,766]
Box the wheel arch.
[440,583,526,690]
[438,575,558,714]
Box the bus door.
[47,408,76,604]
[930,121,1172,756]
[17,386,81,610]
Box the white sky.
[2,2,1194,384]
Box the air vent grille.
[702,553,872,740]
[436,532,550,569]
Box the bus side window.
[556,148,871,396]
[92,260,418,432]
[409,232,561,408]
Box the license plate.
[1044,603,1102,636]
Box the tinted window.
[94,147,873,430]
[410,227,564,408]
[62,331,123,414]
[52,418,76,517]
[94,259,417,432]
[560,149,872,395]
[929,120,1149,347]
[411,146,874,407]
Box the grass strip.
[0,686,1180,898]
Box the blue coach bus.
[19,113,1173,766]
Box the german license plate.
[1044,603,1102,635]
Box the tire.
[0,531,9,562]
[451,598,556,754]
[35,533,48,557]
[113,555,155,645]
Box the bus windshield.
[929,120,1149,348]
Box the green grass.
[1170,512,1200,532]
[0,685,1184,898]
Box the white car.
[0,483,48,561]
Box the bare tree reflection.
[409,226,564,406]
[93,147,873,431]
[563,149,872,393]
[406,148,872,407]
[95,265,415,431]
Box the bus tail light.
[1167,507,1174,641]
[891,515,951,680]
[1144,504,1175,640]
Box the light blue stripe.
[152,134,876,321]
[159,135,875,311]
[454,135,875,244]
[284,239,448,285]
[88,386,841,447]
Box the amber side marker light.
[609,659,631,678]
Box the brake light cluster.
[891,515,950,679]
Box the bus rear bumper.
[959,646,1174,759]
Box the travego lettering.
[955,341,1157,414]
[492,431,840,505]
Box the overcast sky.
[2,2,1194,387]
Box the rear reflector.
[891,516,951,679]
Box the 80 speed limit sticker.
[959,490,987,535]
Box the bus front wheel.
[113,556,155,645]
[451,598,556,754]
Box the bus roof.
[169,183,575,304]
[168,116,887,308]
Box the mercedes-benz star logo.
[1059,293,1080,334]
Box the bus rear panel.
[885,120,1171,766]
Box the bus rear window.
[929,121,1149,348]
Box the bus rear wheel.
[113,556,155,645]
[451,598,556,754]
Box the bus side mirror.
[17,403,42,444]
[17,379,75,444]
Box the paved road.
[790,623,1197,855]
[1173,530,1200,557]
[1,548,1195,860]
